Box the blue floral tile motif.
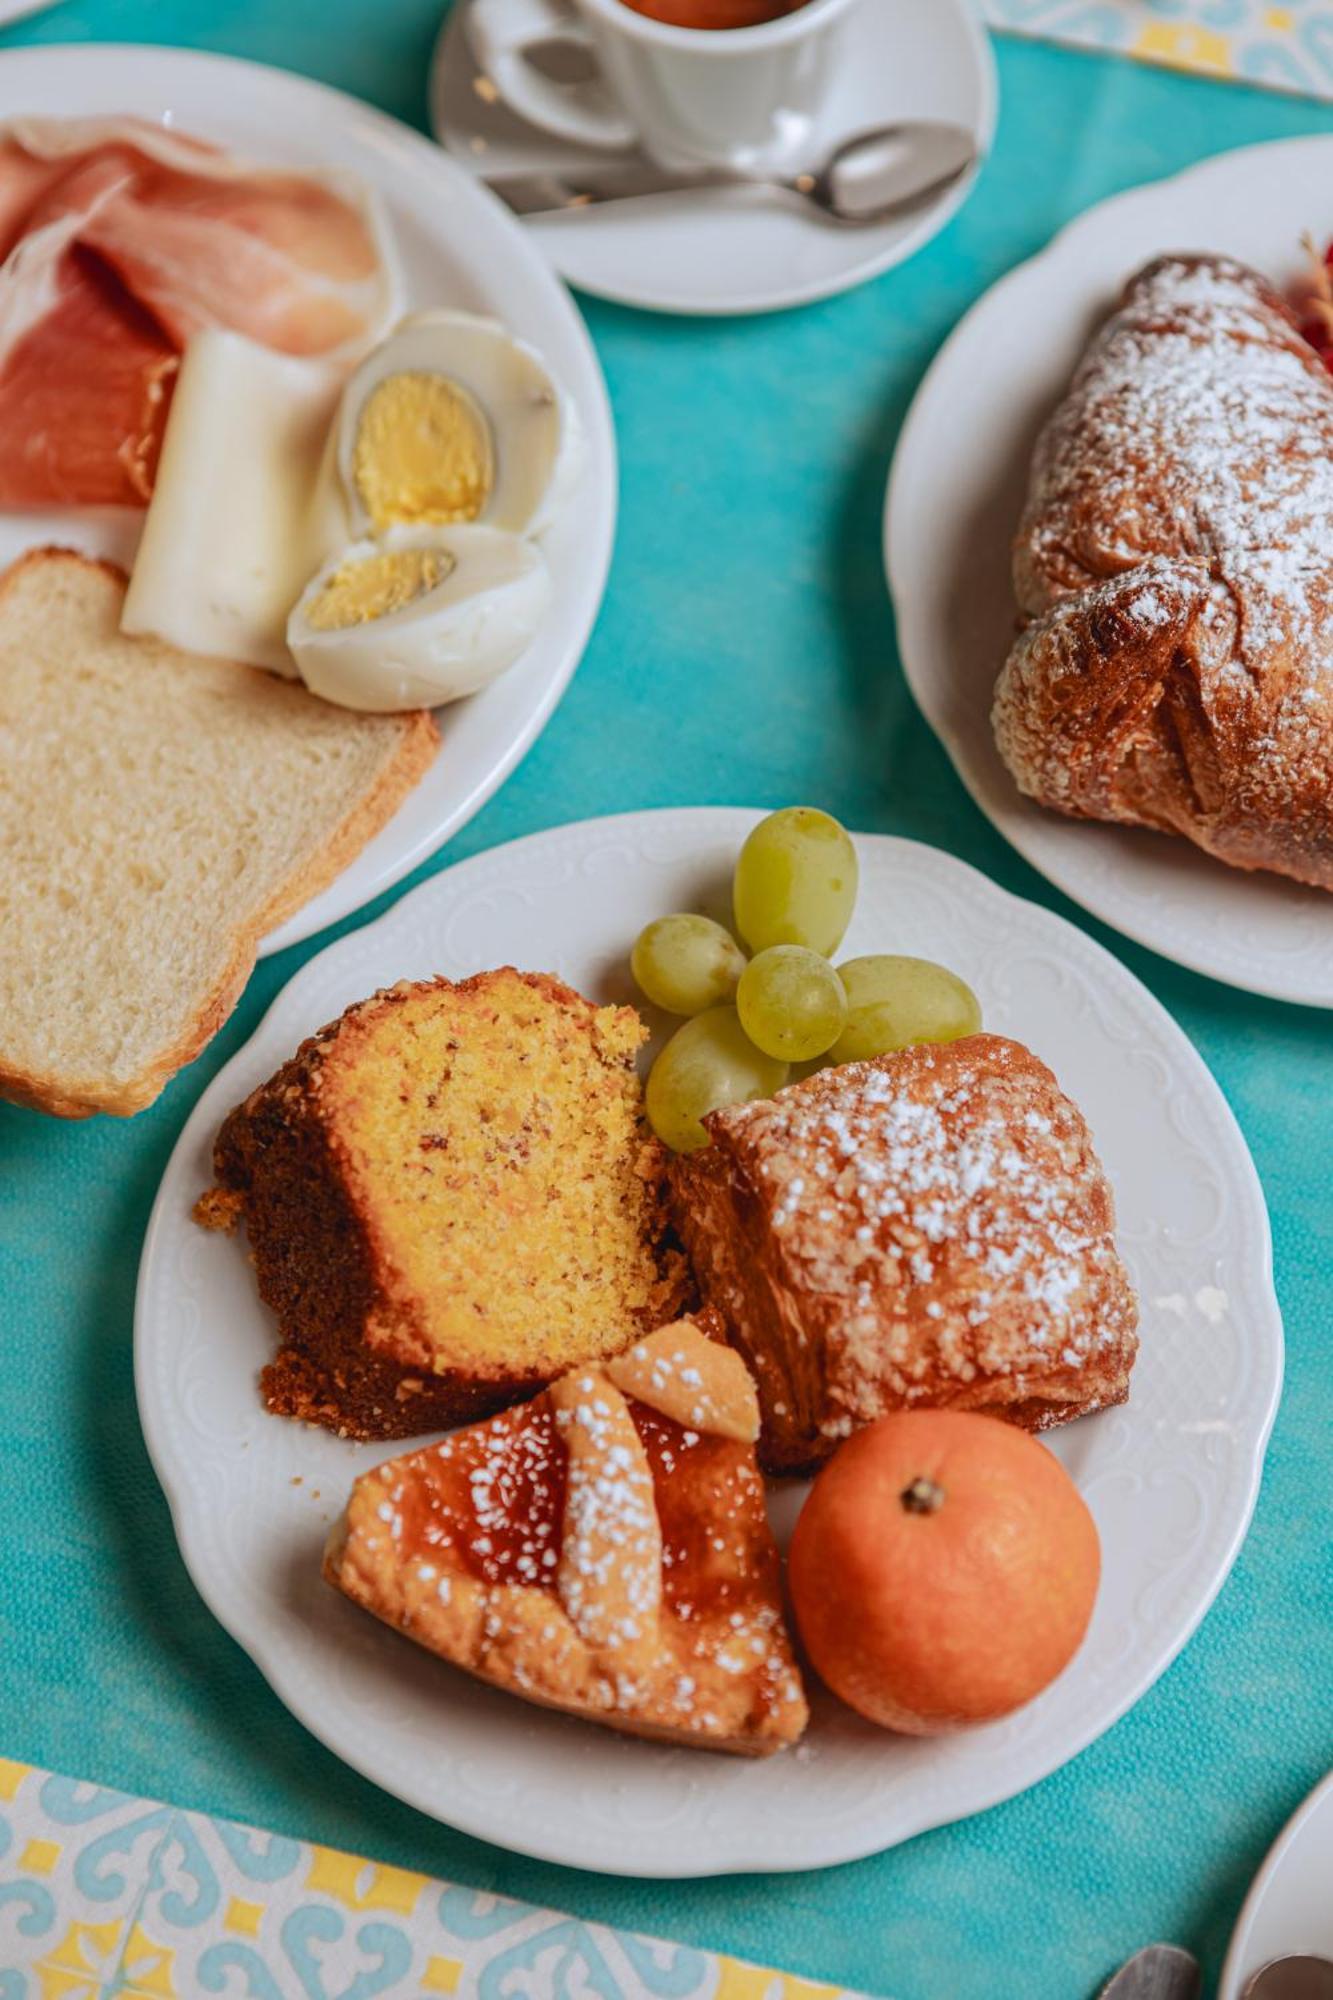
[0,1759,877,1999]
[978,0,1333,101]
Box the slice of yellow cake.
[324,1318,809,1755]
[200,969,689,1438]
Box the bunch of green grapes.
[631,807,982,1152]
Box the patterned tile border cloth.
[0,1757,879,1999]
[978,0,1333,102]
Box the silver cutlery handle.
[486,165,747,216]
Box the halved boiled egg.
[287,524,551,713]
[332,310,583,542]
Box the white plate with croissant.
[886,138,1333,1007]
[136,808,1281,1876]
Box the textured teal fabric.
[1,9,1331,1998]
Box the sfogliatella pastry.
[672,1034,1138,1474]
[324,1317,809,1755]
[197,969,688,1440]
[994,253,1333,890]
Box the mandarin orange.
[788,1410,1100,1734]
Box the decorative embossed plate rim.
[135,809,1283,1877]
[885,136,1333,1006]
[0,43,616,956]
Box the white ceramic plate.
[136,808,1282,1878]
[1220,1771,1333,1998]
[0,44,615,955]
[885,137,1333,1005]
[430,0,996,316]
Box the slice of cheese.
[121,329,345,676]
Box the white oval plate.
[0,44,615,956]
[136,808,1282,1877]
[1220,1771,1333,1999]
[430,0,995,317]
[885,137,1333,1006]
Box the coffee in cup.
[617,0,807,27]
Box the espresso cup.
[466,0,861,170]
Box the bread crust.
[994,254,1333,889]
[0,549,438,1119]
[672,1034,1139,1475]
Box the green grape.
[631,914,747,1016]
[646,1006,788,1154]
[733,807,859,957]
[736,945,848,1062]
[829,955,982,1063]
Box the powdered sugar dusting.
[335,1354,809,1751]
[1000,255,1333,874]
[709,1037,1138,1422]
[1027,256,1333,666]
[553,1376,662,1661]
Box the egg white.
[287,523,552,713]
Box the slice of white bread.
[0,549,439,1118]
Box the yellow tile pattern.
[715,1960,844,1999]
[225,1895,265,1937]
[0,1756,868,1999]
[1130,23,1234,73]
[0,1756,32,1800]
[306,1843,430,1914]
[118,1922,178,1998]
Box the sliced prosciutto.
[0,117,396,510]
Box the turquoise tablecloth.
[3,6,1331,1998]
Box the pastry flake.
[325,1319,809,1756]
[605,1322,760,1442]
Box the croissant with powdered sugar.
[993,253,1333,890]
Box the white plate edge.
[1218,1768,1333,2000]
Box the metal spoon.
[484,119,977,227]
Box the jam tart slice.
[324,1317,809,1756]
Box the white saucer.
[885,136,1333,1006]
[1220,1771,1333,1997]
[430,0,997,315]
[137,808,1281,1877]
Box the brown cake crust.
[994,254,1333,890]
[201,969,689,1439]
[672,1034,1139,1475]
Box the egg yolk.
[353,371,495,534]
[304,547,455,632]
